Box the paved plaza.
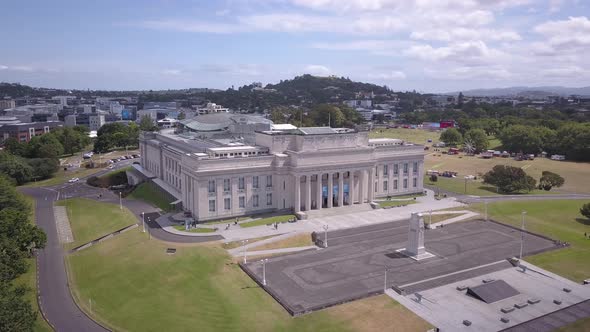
[241,219,559,316]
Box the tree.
[139,116,158,132]
[456,92,464,108]
[177,112,186,120]
[0,283,37,332]
[498,125,543,154]
[554,123,590,161]
[429,174,438,182]
[538,171,565,191]
[0,153,33,185]
[26,134,64,159]
[312,104,345,127]
[581,202,590,219]
[26,158,59,180]
[2,138,27,157]
[440,128,462,147]
[463,129,489,152]
[482,165,537,193]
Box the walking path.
[427,210,480,228]
[238,246,319,258]
[226,231,304,256]
[53,205,74,244]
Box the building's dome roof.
[180,113,272,132]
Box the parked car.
[132,154,139,158]
[68,177,79,183]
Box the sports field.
[66,230,431,332]
[369,128,441,145]
[425,152,590,194]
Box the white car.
[68,177,79,183]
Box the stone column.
[316,173,323,210]
[368,168,375,202]
[338,172,344,207]
[294,174,301,213]
[359,170,366,204]
[327,172,334,208]
[305,174,311,211]
[347,171,353,205]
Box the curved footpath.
[21,187,108,332]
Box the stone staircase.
[304,203,374,219]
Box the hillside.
[447,86,590,97]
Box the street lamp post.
[484,201,488,222]
[147,217,151,240]
[323,224,329,248]
[384,267,389,291]
[119,191,122,210]
[261,258,269,286]
[142,212,146,233]
[242,239,249,264]
[519,211,527,263]
[429,209,432,228]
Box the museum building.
[137,114,425,222]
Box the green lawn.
[425,175,553,196]
[127,182,173,212]
[57,198,137,249]
[377,200,417,208]
[66,230,431,332]
[471,200,590,282]
[370,128,440,145]
[172,225,217,233]
[558,316,590,331]
[23,167,103,188]
[13,196,53,332]
[204,216,250,225]
[239,214,296,228]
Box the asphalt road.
[243,219,559,315]
[21,187,109,332]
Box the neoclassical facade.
[139,127,424,222]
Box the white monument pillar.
[316,173,322,210]
[399,212,435,260]
[305,175,311,211]
[338,172,344,207]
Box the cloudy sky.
[1,0,589,92]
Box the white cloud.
[304,65,331,76]
[534,16,590,53]
[162,69,182,75]
[139,19,239,34]
[425,65,512,80]
[541,66,589,78]
[404,41,505,65]
[410,27,521,42]
[0,65,8,70]
[0,65,34,72]
[368,70,406,80]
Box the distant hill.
[446,86,590,97]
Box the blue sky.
[1,0,589,92]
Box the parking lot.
[242,219,559,316]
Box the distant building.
[0,121,64,142]
[89,114,105,131]
[64,114,77,127]
[344,100,373,108]
[196,103,229,115]
[0,99,16,110]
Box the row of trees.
[482,165,565,193]
[0,175,47,330]
[1,126,92,185]
[440,128,489,152]
[93,116,157,153]
[269,104,363,128]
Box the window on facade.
[208,199,216,212]
[266,193,272,205]
[239,196,245,208]
[266,175,272,188]
[253,195,259,207]
[208,180,216,193]
[224,198,231,210]
[238,177,245,190]
[394,179,398,189]
[383,165,388,176]
[383,181,388,191]
[224,179,230,192]
[403,163,408,174]
[253,176,259,189]
[413,162,418,174]
[394,164,399,175]
[403,179,408,189]
[413,177,417,188]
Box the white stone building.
[138,127,424,222]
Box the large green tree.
[482,165,537,193]
[440,128,462,147]
[463,129,489,152]
[538,171,565,191]
[0,153,33,185]
[498,125,544,154]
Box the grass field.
[222,235,278,249]
[66,230,431,332]
[250,233,314,251]
[172,225,216,233]
[127,182,173,212]
[471,200,590,282]
[370,128,441,145]
[13,196,53,332]
[377,200,417,208]
[57,198,137,249]
[558,317,590,331]
[23,167,104,188]
[425,153,590,194]
[424,175,551,196]
[239,214,296,228]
